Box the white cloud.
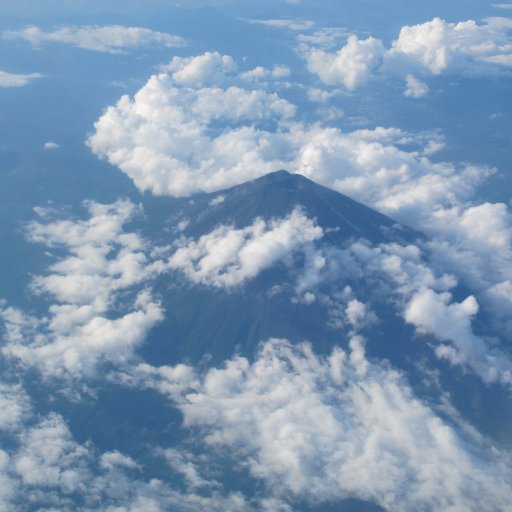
[4,25,185,53]
[129,338,512,511]
[169,208,323,288]
[43,141,60,150]
[240,65,291,82]
[404,73,429,97]
[297,27,351,49]
[405,288,512,384]
[87,61,296,197]
[1,200,165,379]
[493,2,512,8]
[247,19,314,31]
[303,17,512,89]
[0,70,42,88]
[304,35,385,90]
[0,383,31,432]
[389,17,512,74]
[0,402,260,512]
[287,234,512,385]
[161,52,237,87]
[0,450,17,512]
[14,413,91,493]
[307,87,343,102]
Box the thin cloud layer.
[126,338,512,511]
[4,25,185,53]
[0,70,42,87]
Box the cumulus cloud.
[0,200,165,379]
[304,35,385,90]
[404,288,512,384]
[126,338,512,511]
[0,70,42,87]
[404,73,429,97]
[389,17,512,74]
[169,208,323,288]
[161,52,237,87]
[88,57,296,196]
[4,25,185,53]
[303,17,512,89]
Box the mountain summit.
[142,170,418,365]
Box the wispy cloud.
[0,70,42,87]
[4,25,185,53]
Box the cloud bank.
[125,338,512,512]
[302,17,512,91]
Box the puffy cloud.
[404,73,429,97]
[0,200,165,379]
[88,62,296,197]
[169,208,323,288]
[404,289,512,384]
[0,70,42,87]
[161,52,237,87]
[0,383,31,432]
[129,338,512,511]
[14,413,91,493]
[240,65,291,82]
[304,35,385,90]
[4,25,185,53]
[390,17,512,74]
[303,17,512,89]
